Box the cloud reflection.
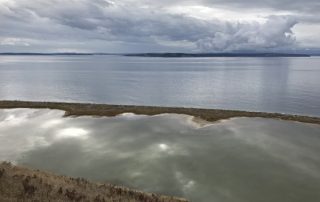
[55,127,89,139]
[0,109,320,202]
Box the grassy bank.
[0,162,187,202]
[0,100,319,124]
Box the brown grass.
[0,162,188,202]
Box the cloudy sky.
[1,0,320,53]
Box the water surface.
[1,109,320,202]
[0,56,320,116]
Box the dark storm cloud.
[0,0,318,52]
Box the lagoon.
[1,109,320,202]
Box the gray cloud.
[137,0,320,13]
[197,16,297,51]
[204,0,320,13]
[0,0,318,52]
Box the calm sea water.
[1,109,320,202]
[0,55,320,116]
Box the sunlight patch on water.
[1,113,27,126]
[41,119,63,128]
[158,143,169,151]
[55,128,89,139]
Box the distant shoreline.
[124,53,311,57]
[0,52,311,57]
[0,101,319,125]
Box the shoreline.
[0,162,187,202]
[0,52,311,57]
[0,100,319,125]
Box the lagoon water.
[0,55,320,116]
[1,109,320,202]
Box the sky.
[1,0,320,53]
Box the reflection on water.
[1,109,320,202]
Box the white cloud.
[0,0,318,52]
[0,38,30,46]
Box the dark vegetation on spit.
[0,101,319,125]
[0,52,310,57]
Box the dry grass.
[0,162,188,202]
